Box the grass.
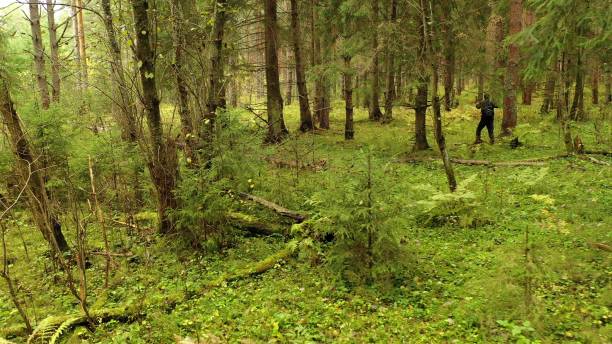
[1,89,610,343]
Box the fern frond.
[49,316,83,344]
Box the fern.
[49,316,83,344]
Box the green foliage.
[173,110,258,249]
[412,174,485,227]
[304,148,412,287]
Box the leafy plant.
[305,149,412,287]
[412,174,485,227]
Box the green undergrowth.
[1,91,610,343]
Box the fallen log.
[584,150,612,156]
[588,242,612,252]
[89,251,134,258]
[265,157,328,172]
[204,239,300,288]
[238,192,307,223]
[577,155,610,166]
[450,158,546,167]
[0,306,142,344]
[226,212,287,236]
[2,240,301,342]
[399,157,546,167]
[0,326,26,340]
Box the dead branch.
[265,157,328,172]
[226,212,287,236]
[204,240,300,288]
[588,242,611,252]
[238,192,307,223]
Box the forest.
[0,0,610,342]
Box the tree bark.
[521,10,535,105]
[423,0,457,192]
[206,0,228,135]
[75,0,88,90]
[368,1,383,121]
[414,15,430,152]
[382,0,397,123]
[101,0,138,142]
[442,2,455,112]
[70,0,82,89]
[343,56,354,140]
[131,0,178,234]
[171,0,197,164]
[46,0,61,103]
[28,2,50,109]
[558,55,574,153]
[0,72,69,252]
[570,53,585,120]
[540,67,556,114]
[284,49,293,105]
[501,0,522,135]
[477,70,484,102]
[311,1,329,129]
[264,0,288,143]
[606,64,611,104]
[413,78,430,151]
[290,0,314,132]
[591,61,599,105]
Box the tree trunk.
[70,0,82,89]
[369,1,383,121]
[102,0,138,142]
[75,0,88,90]
[442,2,455,112]
[501,0,522,135]
[570,53,585,121]
[285,49,293,105]
[423,0,457,192]
[606,64,611,104]
[46,0,61,103]
[206,0,228,134]
[131,0,179,234]
[28,2,50,109]
[0,72,69,252]
[522,81,535,105]
[396,65,403,102]
[477,69,484,102]
[558,55,574,153]
[311,1,329,130]
[521,10,535,105]
[413,78,430,151]
[382,0,397,123]
[171,0,197,164]
[264,0,288,143]
[290,0,314,132]
[540,67,556,114]
[343,56,354,140]
[591,62,599,105]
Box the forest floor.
[1,91,611,343]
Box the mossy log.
[238,192,307,222]
[28,306,141,344]
[226,212,287,236]
[2,241,301,342]
[205,239,300,288]
[0,326,28,340]
[1,305,142,344]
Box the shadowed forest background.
[0,0,610,343]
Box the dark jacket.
[476,100,498,117]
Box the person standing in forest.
[475,93,498,144]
